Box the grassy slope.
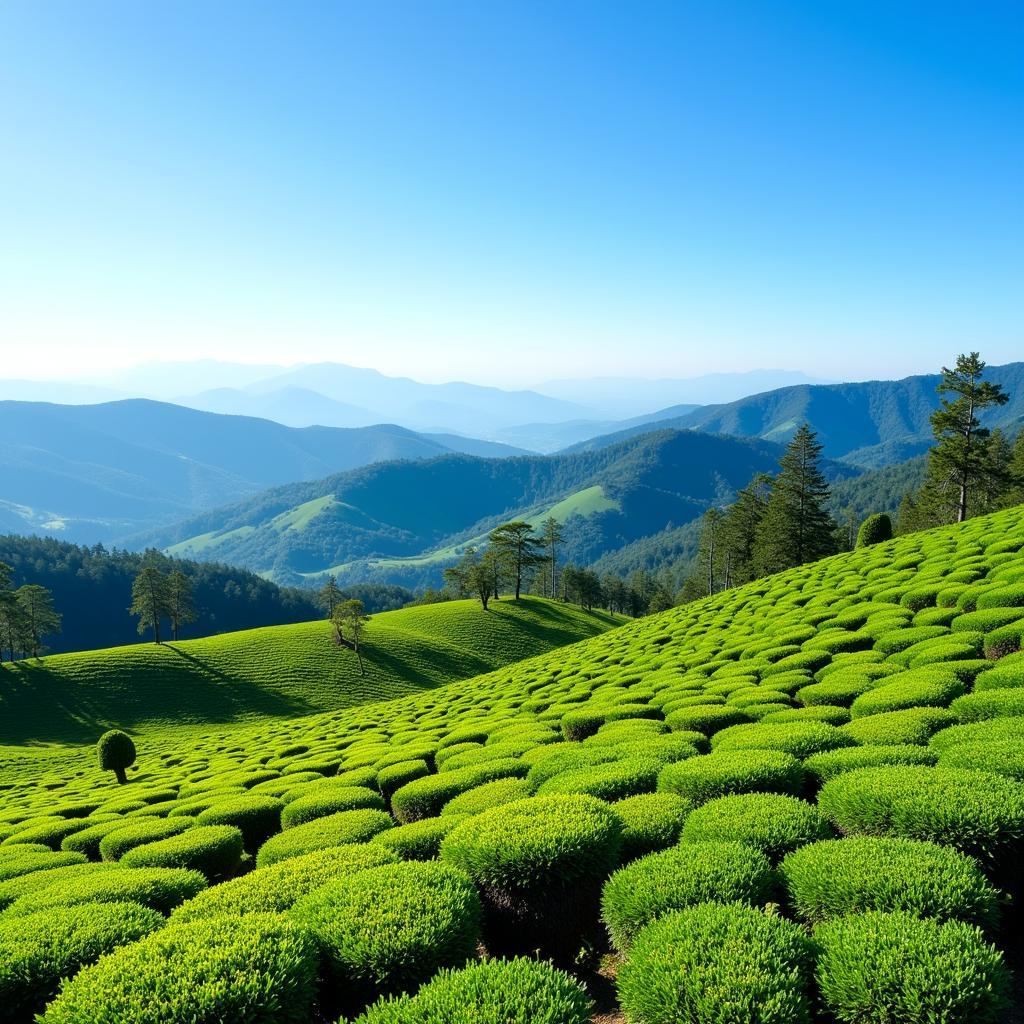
[0,597,624,746]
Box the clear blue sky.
[1,1,1020,385]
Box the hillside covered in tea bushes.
[1,505,1023,1021]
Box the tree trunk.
[355,644,364,676]
[115,766,127,784]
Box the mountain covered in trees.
[566,361,1024,467]
[0,399,528,543]
[142,429,860,589]
[0,535,411,655]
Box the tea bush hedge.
[98,818,195,862]
[611,792,691,861]
[256,809,394,867]
[195,795,283,852]
[280,786,385,829]
[119,825,243,880]
[657,749,804,805]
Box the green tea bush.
[349,957,592,1024]
[535,757,660,801]
[524,748,617,790]
[951,687,1024,722]
[780,836,1000,927]
[292,860,481,1011]
[984,620,1024,658]
[440,778,532,816]
[857,513,892,547]
[0,850,86,882]
[196,795,283,852]
[612,792,692,861]
[62,819,143,861]
[929,716,1024,751]
[796,676,881,707]
[39,913,318,1024]
[173,844,398,921]
[939,740,1024,781]
[658,750,804,805]
[256,809,395,867]
[440,795,621,961]
[119,825,244,881]
[849,673,965,718]
[376,760,430,799]
[951,608,1024,633]
[369,816,469,861]
[0,901,165,1020]
[0,864,115,911]
[5,867,207,917]
[391,761,527,823]
[682,793,832,861]
[711,721,855,759]
[280,786,385,829]
[803,744,937,789]
[873,625,948,654]
[99,818,195,862]
[841,707,957,745]
[665,705,749,735]
[601,842,775,950]
[762,705,850,725]
[814,911,1009,1024]
[616,902,814,1024]
[817,765,1024,863]
[974,659,1024,690]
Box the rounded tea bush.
[172,843,399,921]
[96,730,136,785]
[616,902,814,1024]
[292,860,481,1010]
[814,910,1009,1024]
[440,794,621,961]
[535,757,660,801]
[280,786,385,830]
[99,818,195,862]
[369,816,469,861]
[939,740,1024,781]
[816,765,1024,864]
[780,836,1000,928]
[840,707,957,746]
[390,761,527,823]
[0,901,164,1019]
[856,513,892,547]
[711,721,855,759]
[665,705,749,735]
[256,809,394,867]
[0,850,86,882]
[5,867,207,917]
[196,795,283,853]
[611,792,692,861]
[657,749,804,806]
[802,744,937,790]
[350,957,593,1024]
[39,913,318,1024]
[119,825,244,881]
[682,793,832,861]
[601,841,775,950]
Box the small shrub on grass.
[816,765,1024,864]
[39,913,318,1024]
[611,792,692,861]
[5,867,207,917]
[440,794,621,962]
[814,911,1009,1024]
[682,793,832,861]
[711,721,856,759]
[658,749,804,805]
[173,844,398,921]
[256,809,394,867]
[665,705,749,735]
[781,836,1000,928]
[0,901,165,1020]
[616,902,814,1024]
[840,707,957,745]
[601,842,775,950]
[440,778,532,816]
[196,795,283,853]
[119,825,244,881]
[292,860,481,1012]
[281,787,385,830]
[99,818,195,862]
[96,730,135,785]
[349,957,593,1024]
[535,757,661,801]
[803,744,937,789]
[369,815,469,861]
[856,513,892,547]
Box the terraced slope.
[0,598,624,745]
[1,507,1023,1022]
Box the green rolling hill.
[0,597,623,746]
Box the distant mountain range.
[567,362,1024,466]
[142,429,860,589]
[0,400,528,542]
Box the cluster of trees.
[896,353,1024,532]
[316,578,371,675]
[0,563,61,660]
[129,561,197,643]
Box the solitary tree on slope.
[167,570,197,642]
[130,561,171,643]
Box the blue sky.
[1,1,1020,385]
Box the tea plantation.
[2,506,1024,1021]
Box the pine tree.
[720,474,770,585]
[488,521,543,599]
[130,562,171,643]
[895,491,919,536]
[15,584,61,658]
[920,352,1010,523]
[539,517,564,599]
[167,570,197,641]
[688,508,724,599]
[333,598,370,675]
[753,425,836,576]
[317,576,343,619]
[0,563,26,662]
[1007,430,1024,507]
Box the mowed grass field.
[1,507,1024,1022]
[0,598,625,746]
